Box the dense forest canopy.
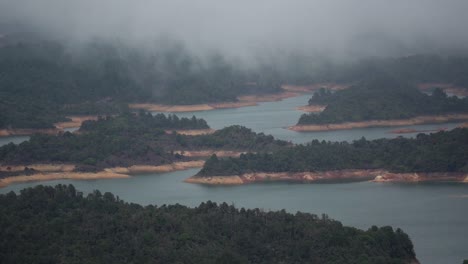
[0,38,281,129]
[0,184,417,264]
[0,28,468,128]
[281,54,468,86]
[0,113,287,171]
[2,30,468,129]
[197,128,468,177]
[298,76,468,125]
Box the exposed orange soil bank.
[0,116,100,137]
[0,164,76,173]
[282,83,350,93]
[105,160,205,175]
[288,113,468,132]
[418,83,468,97]
[390,127,447,134]
[0,171,129,188]
[129,92,301,113]
[185,170,468,185]
[296,105,326,113]
[165,129,216,136]
[0,161,205,188]
[0,128,60,137]
[54,116,99,129]
[373,172,468,183]
[174,150,247,158]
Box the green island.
[0,112,288,186]
[0,184,417,264]
[293,76,468,131]
[189,128,468,184]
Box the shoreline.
[288,113,468,132]
[0,128,61,137]
[282,83,350,93]
[417,83,468,97]
[185,170,468,185]
[296,104,326,113]
[0,161,205,188]
[390,127,447,134]
[129,91,301,113]
[0,115,100,137]
[54,115,99,129]
[173,150,247,158]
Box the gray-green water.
[0,95,463,146]
[155,94,463,143]
[1,95,467,263]
[1,169,467,264]
[0,135,30,146]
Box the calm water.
[1,169,467,264]
[0,135,30,146]
[1,95,467,263]
[0,95,463,146]
[154,94,463,143]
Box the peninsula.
[290,77,468,132]
[187,128,468,185]
[0,112,287,187]
[0,185,419,264]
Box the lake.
[1,169,467,264]
[154,94,463,143]
[1,94,467,263]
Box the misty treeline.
[295,54,468,86]
[2,29,468,129]
[0,184,417,264]
[298,76,468,124]
[0,37,281,129]
[197,128,468,177]
[0,113,287,172]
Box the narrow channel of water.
[1,95,467,263]
[154,94,463,143]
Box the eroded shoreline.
[129,91,301,113]
[296,105,326,113]
[0,115,99,137]
[185,170,468,185]
[289,113,468,132]
[0,161,205,188]
[0,128,61,137]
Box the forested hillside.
[0,184,417,264]
[198,128,468,176]
[0,38,281,129]
[298,76,468,125]
[0,113,287,171]
[281,54,468,86]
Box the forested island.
[0,112,288,187]
[292,77,468,131]
[0,184,418,264]
[188,128,468,184]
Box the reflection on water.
[1,169,467,264]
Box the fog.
[1,0,468,60]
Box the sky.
[1,0,467,60]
